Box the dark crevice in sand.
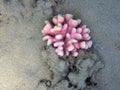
[44,45,104,90]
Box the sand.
[0,0,120,90]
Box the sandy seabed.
[0,0,120,90]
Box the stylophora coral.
[42,14,92,57]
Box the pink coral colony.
[42,14,92,57]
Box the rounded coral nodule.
[42,14,92,57]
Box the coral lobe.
[42,14,92,57]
